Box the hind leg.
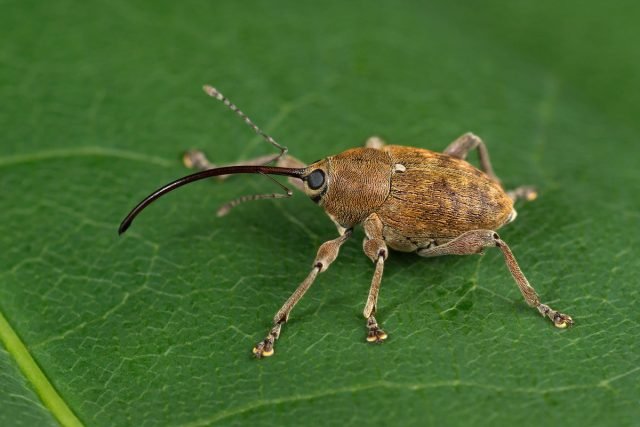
[418,229,573,328]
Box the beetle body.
[119,86,573,359]
[308,146,514,253]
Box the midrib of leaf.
[0,310,84,427]
[0,146,174,169]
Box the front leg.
[253,229,353,358]
[183,149,307,191]
[418,230,573,328]
[362,214,389,343]
[182,150,307,216]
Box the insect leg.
[184,150,306,184]
[506,186,538,203]
[186,150,307,190]
[443,133,501,184]
[362,214,389,343]
[183,150,280,179]
[417,230,573,329]
[445,133,537,203]
[364,136,387,149]
[253,229,353,358]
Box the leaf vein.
[0,310,84,427]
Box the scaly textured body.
[316,146,514,253]
[379,145,513,252]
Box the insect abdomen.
[376,146,513,251]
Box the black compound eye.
[307,169,325,190]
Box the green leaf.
[0,343,58,427]
[1,1,638,426]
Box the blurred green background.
[1,1,639,426]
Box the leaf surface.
[1,1,639,426]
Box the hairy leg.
[362,214,389,343]
[253,229,353,358]
[418,229,573,328]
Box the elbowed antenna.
[118,165,305,235]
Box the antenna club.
[203,85,222,99]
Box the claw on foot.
[252,340,275,358]
[525,189,538,201]
[182,149,220,175]
[182,150,200,169]
[508,186,538,202]
[552,312,574,329]
[366,316,388,343]
[538,304,574,329]
[366,328,388,343]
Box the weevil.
[119,85,574,358]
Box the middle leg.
[443,132,500,183]
[362,214,389,343]
[444,132,537,202]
